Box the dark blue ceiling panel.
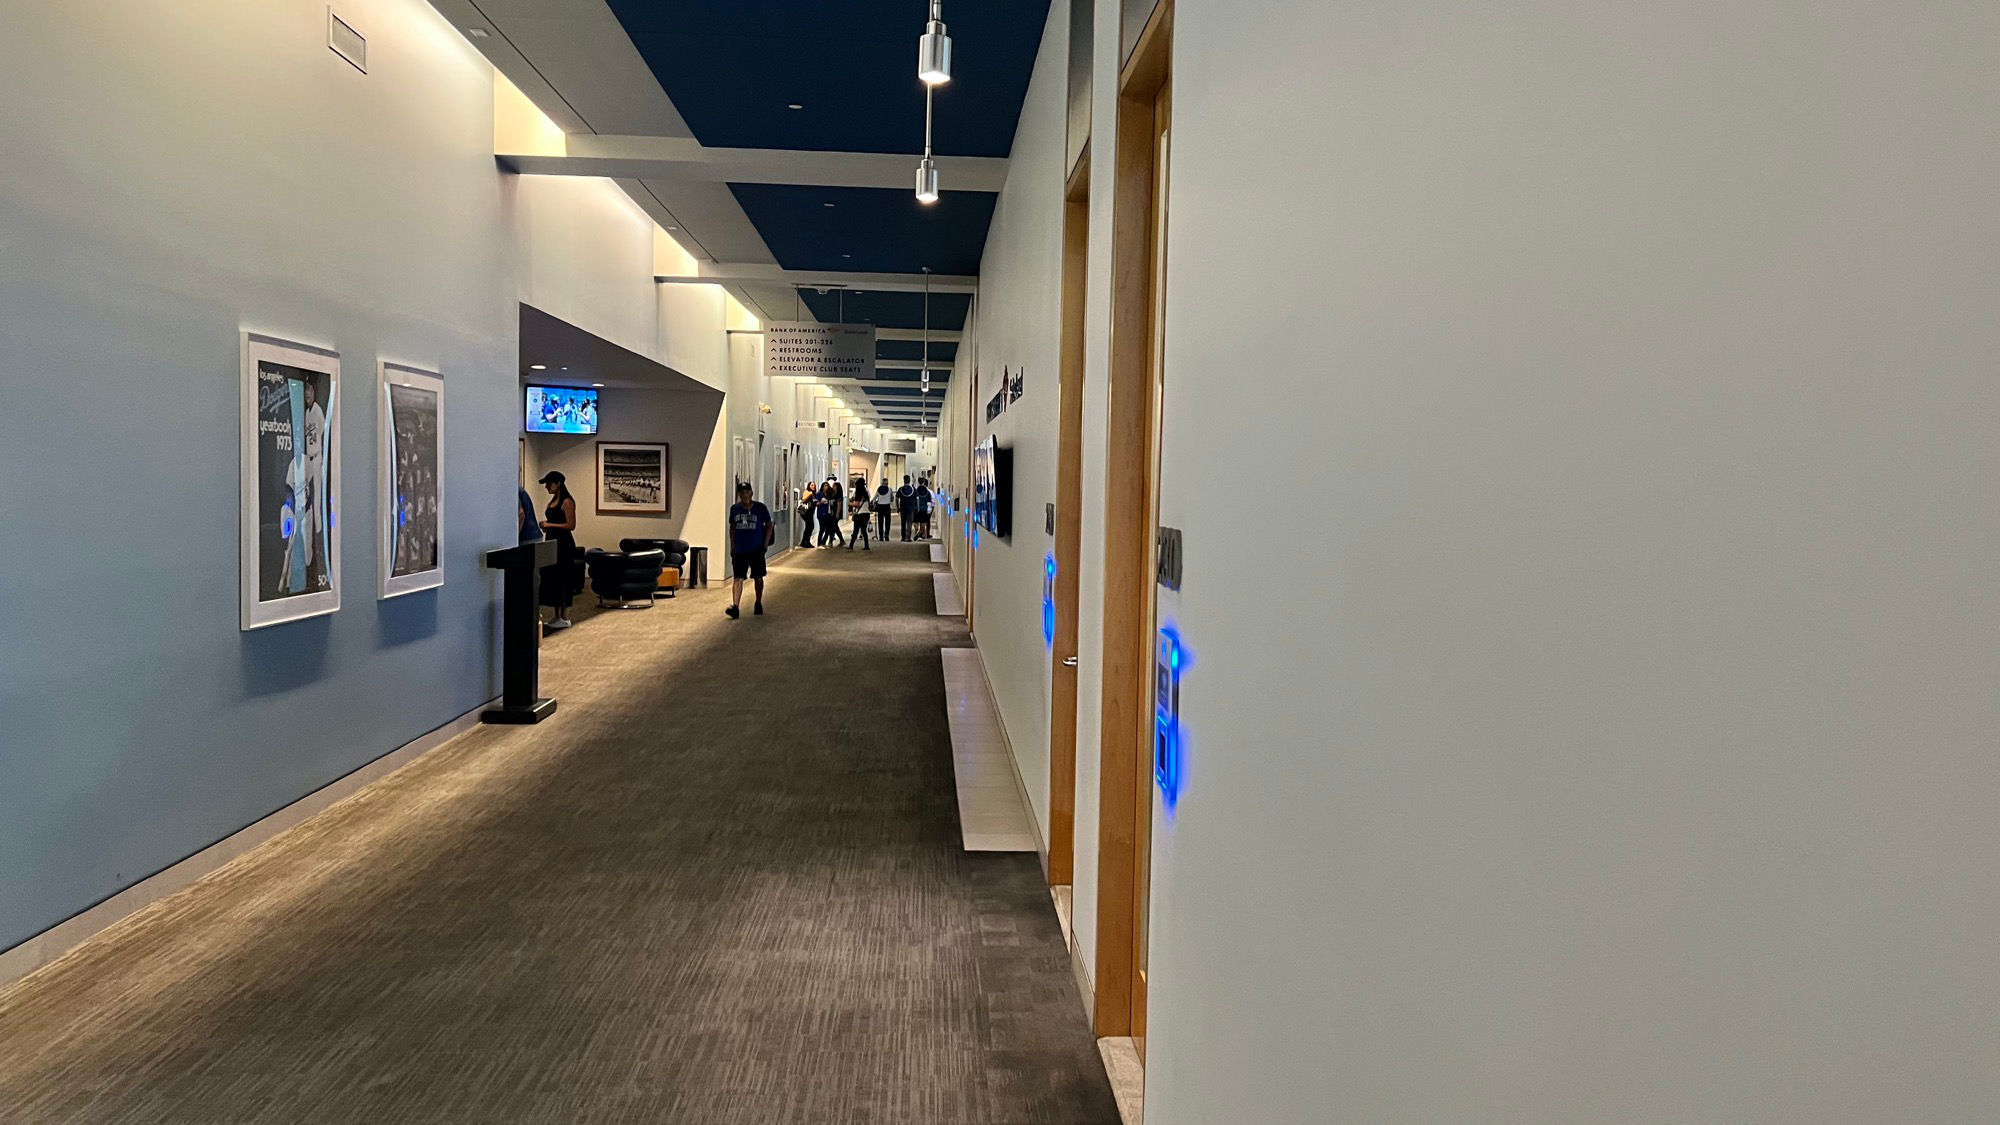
[732,184,994,275]
[875,340,958,362]
[605,0,1053,158]
[798,287,972,332]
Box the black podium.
[483,541,558,724]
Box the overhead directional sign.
[763,321,876,380]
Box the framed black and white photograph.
[240,332,341,630]
[378,362,443,599]
[596,442,668,514]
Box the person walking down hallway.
[873,479,893,541]
[914,478,935,540]
[726,481,774,619]
[897,475,916,541]
[847,487,872,551]
[537,471,578,631]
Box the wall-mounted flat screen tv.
[972,435,1012,538]
[525,385,598,434]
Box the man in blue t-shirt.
[726,481,775,619]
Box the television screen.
[972,436,1011,537]
[525,385,599,434]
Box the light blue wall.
[0,1,517,952]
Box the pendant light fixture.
[915,85,940,205]
[917,0,952,86]
[913,2,946,204]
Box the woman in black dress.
[537,470,580,630]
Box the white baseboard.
[1072,929,1097,1024]
[1097,1036,1145,1125]
[965,641,1049,870]
[0,700,493,991]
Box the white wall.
[940,0,1118,1003]
[0,0,515,952]
[1142,1,2000,1122]
[948,2,1071,839]
[959,0,1999,1118]
[0,0,748,960]
[513,174,662,368]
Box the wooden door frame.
[1091,0,1172,1042]
[1048,148,1091,889]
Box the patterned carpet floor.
[0,543,1118,1124]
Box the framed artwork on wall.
[240,332,341,630]
[378,362,443,599]
[596,441,669,514]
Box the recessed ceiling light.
[560,366,568,370]
[529,364,546,370]
[591,382,605,388]
[788,103,804,110]
[823,202,836,208]
[843,253,852,258]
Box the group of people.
[721,473,938,620]
[521,471,943,628]
[796,475,936,552]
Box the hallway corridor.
[0,545,1117,1124]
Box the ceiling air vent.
[328,8,367,73]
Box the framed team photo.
[240,332,341,630]
[378,362,443,599]
[596,442,669,514]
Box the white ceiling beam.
[502,135,1009,192]
[871,360,953,371]
[875,328,962,343]
[823,371,948,382]
[657,264,977,294]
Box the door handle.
[1062,657,1078,667]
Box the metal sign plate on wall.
[1155,526,1183,590]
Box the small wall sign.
[1155,526,1183,590]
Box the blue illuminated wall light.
[1042,553,1057,647]
[1154,625,1186,810]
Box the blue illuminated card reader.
[1042,554,1057,647]
[1154,627,1183,808]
